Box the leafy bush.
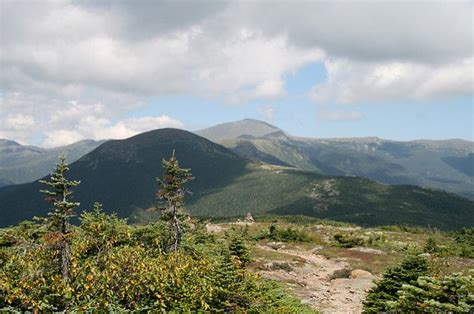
[0,214,311,312]
[333,233,364,248]
[423,237,439,254]
[330,268,353,280]
[257,225,311,242]
[270,262,294,273]
[363,255,429,313]
[453,228,474,258]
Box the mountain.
[0,128,473,230]
[197,120,474,199]
[0,139,104,187]
[195,118,281,142]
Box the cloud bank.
[1,0,472,146]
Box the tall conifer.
[40,155,80,281]
[156,150,193,252]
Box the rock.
[418,253,431,258]
[348,247,386,255]
[244,212,255,223]
[350,269,374,279]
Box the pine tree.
[390,270,474,312]
[156,150,193,252]
[39,155,80,281]
[228,235,251,267]
[363,255,429,313]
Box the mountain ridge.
[0,128,473,230]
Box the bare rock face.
[350,269,374,279]
[244,212,255,223]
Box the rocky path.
[255,244,376,313]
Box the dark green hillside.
[0,129,473,230]
[188,165,474,230]
[0,129,247,227]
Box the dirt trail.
[256,244,375,314]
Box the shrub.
[333,233,364,248]
[389,270,474,312]
[423,237,439,254]
[228,235,252,266]
[363,255,429,313]
[330,268,353,280]
[270,262,294,273]
[257,225,311,242]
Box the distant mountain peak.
[196,119,282,142]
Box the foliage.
[257,224,311,242]
[453,228,474,258]
[228,235,252,266]
[363,255,429,313]
[333,233,365,248]
[423,237,439,254]
[389,270,474,312]
[39,155,80,281]
[156,150,194,252]
[0,214,312,312]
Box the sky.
[0,0,473,148]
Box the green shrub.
[363,255,429,313]
[228,235,252,266]
[453,228,474,258]
[257,225,311,242]
[0,216,313,312]
[330,268,353,280]
[389,270,474,312]
[423,237,439,254]
[270,262,294,273]
[333,233,364,248]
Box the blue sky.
[130,62,473,141]
[1,1,472,147]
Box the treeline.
[0,154,310,312]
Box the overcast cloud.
[1,0,472,146]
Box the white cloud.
[1,1,472,145]
[4,114,35,130]
[319,110,364,121]
[310,57,474,104]
[42,114,183,148]
[256,105,275,121]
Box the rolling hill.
[197,119,474,199]
[0,128,473,230]
[0,139,104,187]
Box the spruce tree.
[156,150,193,252]
[39,155,80,281]
[363,254,429,313]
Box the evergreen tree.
[389,270,474,312]
[363,255,429,313]
[228,235,251,267]
[156,150,193,252]
[39,155,80,281]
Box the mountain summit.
[196,119,282,142]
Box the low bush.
[333,233,364,248]
[0,214,310,312]
[256,225,311,242]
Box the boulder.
[244,212,255,223]
[350,269,374,279]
